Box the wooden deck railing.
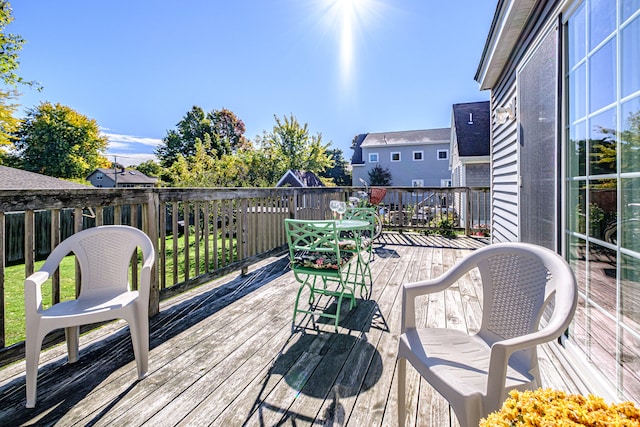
[0,185,489,363]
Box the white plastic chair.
[24,225,155,408]
[397,242,578,427]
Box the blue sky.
[10,0,495,166]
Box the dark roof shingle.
[452,101,490,157]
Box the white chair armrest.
[486,321,572,400]
[25,271,52,314]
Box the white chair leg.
[25,332,43,408]
[65,326,80,363]
[398,357,406,427]
[130,308,149,378]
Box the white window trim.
[413,150,424,161]
[368,153,379,163]
[412,179,424,187]
[437,149,449,160]
[391,152,401,162]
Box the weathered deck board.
[0,234,585,426]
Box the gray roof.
[361,128,451,148]
[0,165,90,190]
[452,101,490,157]
[276,170,325,187]
[89,168,157,185]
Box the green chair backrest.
[285,219,348,270]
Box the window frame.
[368,153,379,163]
[437,149,449,160]
[391,152,401,162]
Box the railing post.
[465,188,471,236]
[290,191,297,219]
[146,191,160,317]
[24,210,35,279]
[0,212,4,348]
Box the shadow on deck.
[0,233,583,426]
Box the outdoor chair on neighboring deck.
[24,225,155,408]
[284,219,358,331]
[397,242,578,427]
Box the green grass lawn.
[4,256,78,346]
[3,231,237,346]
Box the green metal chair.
[284,219,358,330]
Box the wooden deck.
[0,233,589,426]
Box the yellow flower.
[480,388,640,427]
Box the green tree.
[134,159,163,178]
[368,164,392,186]
[321,148,351,186]
[263,114,333,177]
[0,1,39,149]
[14,102,110,178]
[156,106,247,168]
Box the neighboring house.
[275,170,325,188]
[0,165,90,190]
[351,128,451,187]
[476,0,639,403]
[450,101,490,187]
[87,168,157,188]
[450,101,491,226]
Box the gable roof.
[88,168,157,185]
[361,128,450,148]
[350,133,368,165]
[475,0,537,90]
[0,166,90,190]
[452,101,490,157]
[276,170,325,187]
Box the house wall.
[450,129,462,187]
[87,172,115,188]
[481,0,640,404]
[466,163,490,187]
[488,1,560,245]
[356,143,451,187]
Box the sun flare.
[319,0,382,90]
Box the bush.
[430,214,456,238]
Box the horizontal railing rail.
[0,185,488,364]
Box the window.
[565,0,640,403]
[391,152,401,162]
[440,179,452,188]
[437,150,449,160]
[413,151,424,161]
[412,179,424,187]
[368,153,379,163]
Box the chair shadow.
[243,297,388,426]
[0,256,291,426]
